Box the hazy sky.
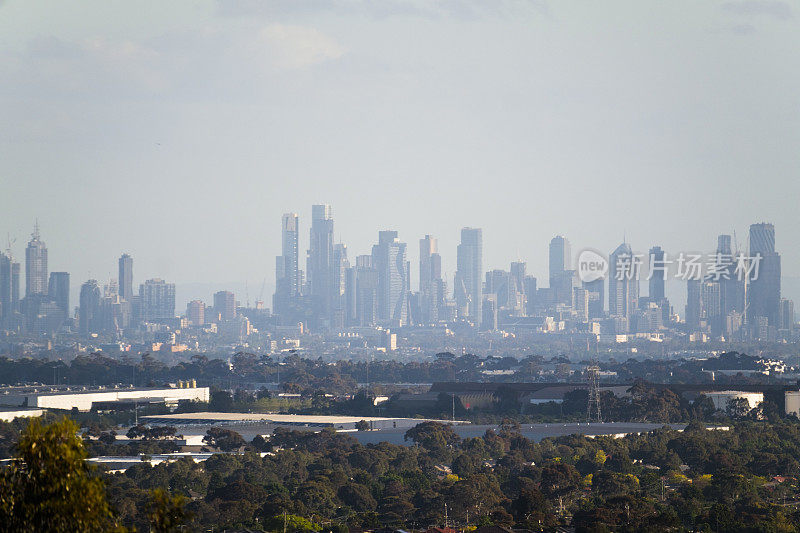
[2,0,799,309]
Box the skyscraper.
[524,275,538,316]
[455,227,482,322]
[715,234,743,318]
[686,279,702,331]
[331,243,349,328]
[419,235,443,323]
[307,204,334,326]
[372,230,409,325]
[25,223,47,297]
[213,291,236,321]
[48,272,70,314]
[186,300,206,326]
[748,223,781,327]
[549,236,571,285]
[549,236,574,307]
[648,246,665,301]
[274,213,300,318]
[354,255,378,326]
[509,262,526,315]
[79,279,101,335]
[583,278,604,318]
[139,279,176,322]
[0,252,20,321]
[608,242,639,329]
[118,254,133,301]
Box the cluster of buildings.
[269,206,794,344]
[0,212,796,359]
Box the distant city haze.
[2,1,799,312]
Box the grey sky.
[2,0,799,310]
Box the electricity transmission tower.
[586,364,602,423]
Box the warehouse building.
[0,385,209,412]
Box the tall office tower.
[213,291,236,321]
[79,279,101,335]
[779,298,795,333]
[0,252,20,321]
[419,235,443,324]
[549,236,571,280]
[118,254,133,301]
[25,223,48,297]
[524,276,538,316]
[583,278,605,318]
[573,287,590,322]
[715,234,743,316]
[344,265,357,326]
[274,213,300,317]
[11,263,19,315]
[354,255,378,326]
[419,235,437,290]
[648,246,665,300]
[608,242,639,329]
[331,243,350,328]
[686,279,702,331]
[549,236,573,307]
[485,270,511,309]
[701,281,722,335]
[510,261,526,310]
[748,223,781,326]
[371,231,409,325]
[307,204,334,325]
[48,272,70,313]
[455,227,482,322]
[186,300,206,326]
[139,279,176,322]
[481,294,498,331]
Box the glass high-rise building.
[25,223,48,297]
[274,213,300,318]
[372,230,409,325]
[139,278,176,322]
[213,290,236,321]
[748,222,781,326]
[118,254,133,301]
[455,227,482,321]
[648,246,665,301]
[79,279,101,335]
[0,252,20,321]
[419,235,443,324]
[48,272,70,314]
[608,242,639,329]
[308,205,334,325]
[549,236,573,306]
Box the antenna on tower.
[32,219,40,240]
[586,363,602,423]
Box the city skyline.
[3,1,800,304]
[2,214,799,318]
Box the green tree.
[0,417,119,532]
[203,427,246,452]
[148,488,192,533]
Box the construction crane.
[257,277,267,309]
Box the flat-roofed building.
[0,386,209,412]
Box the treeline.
[0,351,781,394]
[106,419,800,531]
[0,352,513,391]
[6,416,800,531]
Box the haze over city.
[6,2,800,532]
[2,0,800,309]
